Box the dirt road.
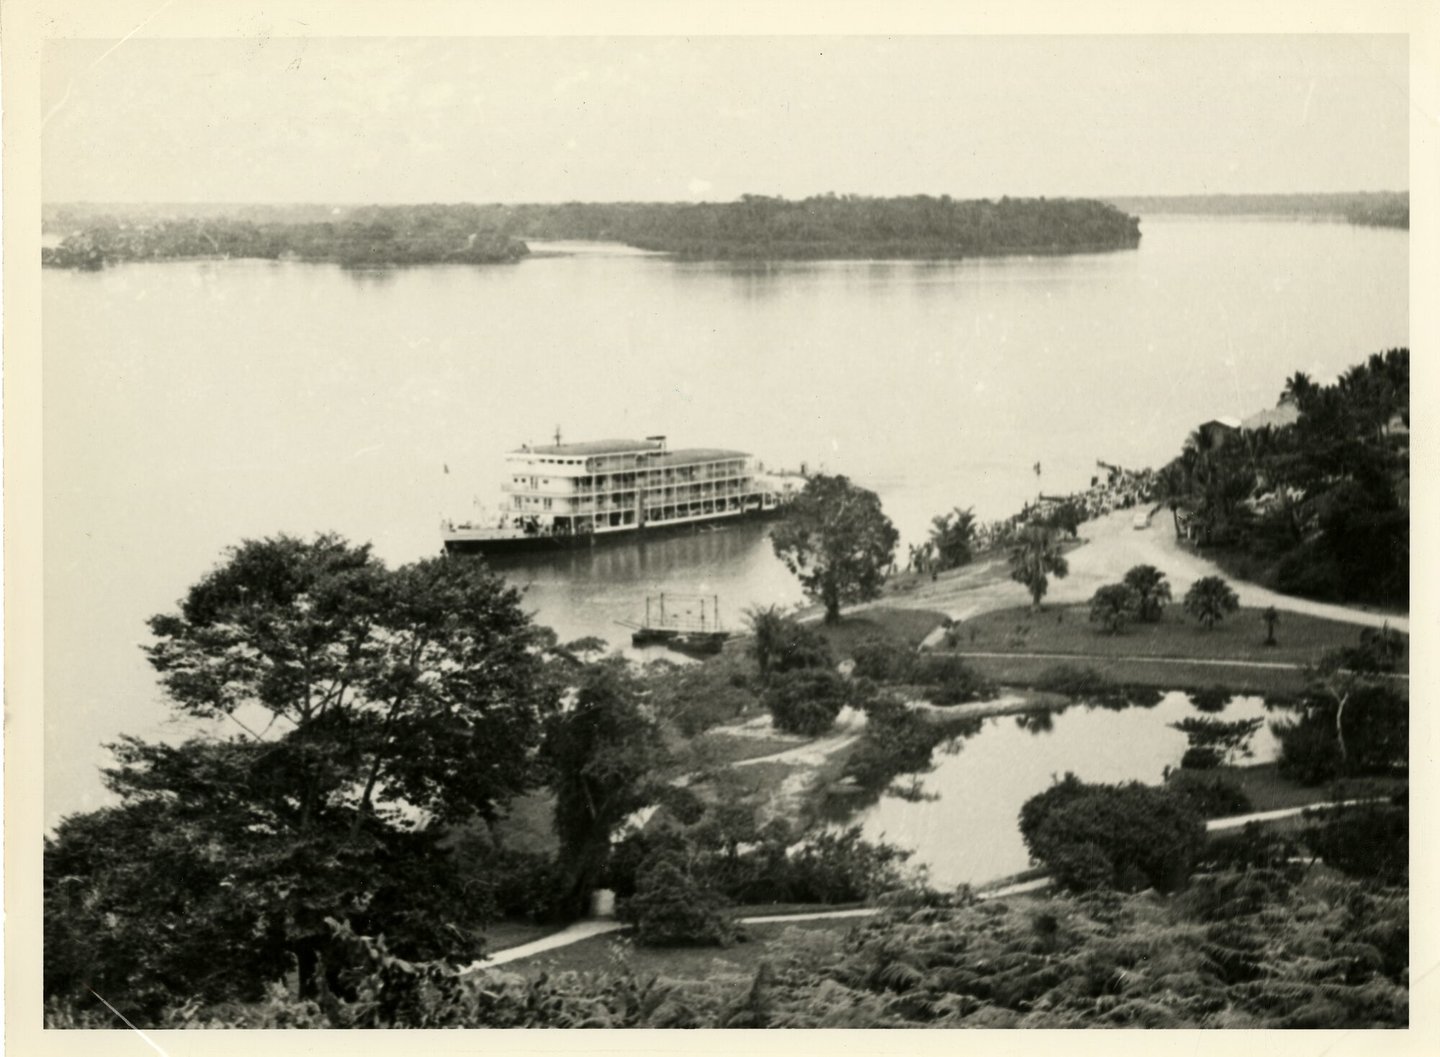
[880,509,1406,635]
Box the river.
[41,217,1406,827]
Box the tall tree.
[49,534,557,1012]
[544,659,668,919]
[1007,526,1069,610]
[771,474,899,623]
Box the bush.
[1273,682,1407,785]
[1088,583,1141,634]
[762,668,850,736]
[1021,780,1205,893]
[1180,746,1221,770]
[1301,802,1408,884]
[925,663,995,706]
[1187,686,1234,713]
[1165,770,1251,817]
[852,638,917,682]
[747,607,834,679]
[619,853,741,947]
[844,698,981,792]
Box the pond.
[850,691,1280,887]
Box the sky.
[41,35,1409,204]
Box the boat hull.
[442,506,782,557]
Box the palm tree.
[1008,526,1069,610]
[1183,576,1239,630]
[1089,584,1140,634]
[1280,370,1316,409]
[1122,565,1172,622]
[1262,606,1279,646]
[928,506,978,572]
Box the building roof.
[1200,416,1243,432]
[1240,403,1301,432]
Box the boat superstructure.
[443,435,796,555]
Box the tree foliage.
[1183,575,1240,629]
[927,506,979,571]
[1088,583,1140,634]
[1007,526,1069,609]
[771,474,899,623]
[762,668,851,736]
[1020,778,1206,893]
[543,659,668,918]
[1122,564,1172,622]
[46,534,558,1016]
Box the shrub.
[1187,686,1234,713]
[1088,583,1141,634]
[1301,802,1407,884]
[1122,564,1172,622]
[1165,770,1252,818]
[745,607,834,679]
[1183,576,1240,629]
[1021,780,1205,893]
[852,637,917,682]
[1180,746,1221,770]
[762,668,849,736]
[619,853,740,947]
[1272,682,1407,785]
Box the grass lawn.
[500,916,862,979]
[483,920,563,952]
[950,604,1391,665]
[689,730,804,765]
[955,651,1308,696]
[808,607,950,659]
[1218,761,1408,814]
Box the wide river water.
[42,218,1406,828]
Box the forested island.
[1105,190,1408,229]
[41,195,1141,268]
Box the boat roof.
[519,438,659,456]
[652,447,749,466]
[513,440,749,463]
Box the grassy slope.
[938,604,1404,695]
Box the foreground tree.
[46,534,557,1016]
[1183,575,1240,629]
[544,659,668,919]
[1007,526,1069,610]
[771,474,899,623]
[1122,564,1172,622]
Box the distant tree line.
[41,215,530,269]
[43,194,1142,268]
[1105,191,1408,230]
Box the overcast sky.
[42,35,1407,203]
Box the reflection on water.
[478,519,804,647]
[849,691,1279,887]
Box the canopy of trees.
[771,474,899,623]
[43,195,1142,268]
[1159,349,1408,607]
[46,535,560,1017]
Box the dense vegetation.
[1105,190,1408,229]
[42,194,1142,268]
[48,860,1406,1028]
[1158,349,1409,607]
[42,214,529,269]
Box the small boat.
[622,594,729,657]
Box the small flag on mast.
[1034,461,1041,477]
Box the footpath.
[468,798,1370,971]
